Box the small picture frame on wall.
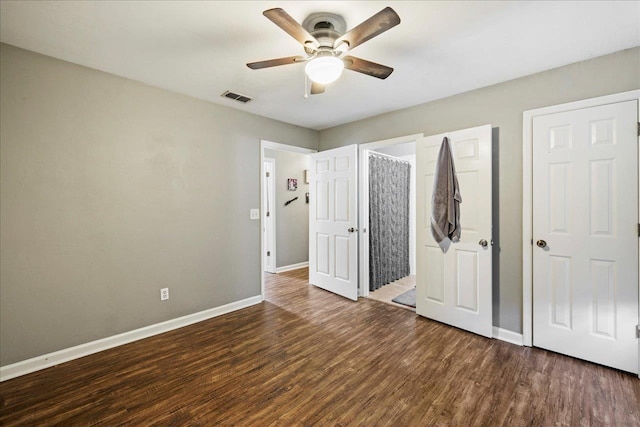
[287,178,298,191]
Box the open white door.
[532,100,638,374]
[416,125,493,337]
[309,145,359,301]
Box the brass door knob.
[536,240,547,248]
[479,239,488,247]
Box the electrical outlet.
[250,208,260,220]
[160,288,169,301]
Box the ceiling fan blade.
[334,7,400,51]
[247,56,306,70]
[310,82,325,95]
[343,56,394,79]
[263,8,320,50]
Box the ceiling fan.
[246,7,401,95]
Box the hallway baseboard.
[275,262,309,273]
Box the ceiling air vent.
[221,90,253,104]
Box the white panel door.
[533,100,638,374]
[416,125,493,337]
[309,145,358,301]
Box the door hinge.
[266,172,270,178]
[267,251,270,256]
[638,223,640,237]
[266,211,270,217]
[637,122,640,137]
[636,325,640,339]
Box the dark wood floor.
[1,268,639,426]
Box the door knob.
[479,239,488,247]
[536,240,547,248]
[348,227,358,233]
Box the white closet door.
[532,100,638,374]
[416,125,493,337]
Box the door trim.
[260,140,316,300]
[358,134,422,297]
[263,158,276,274]
[522,90,640,349]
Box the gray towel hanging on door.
[430,136,461,252]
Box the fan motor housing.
[302,12,346,53]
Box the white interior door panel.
[532,100,638,374]
[416,125,493,338]
[309,145,359,301]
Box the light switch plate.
[250,208,260,220]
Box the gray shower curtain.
[369,154,411,291]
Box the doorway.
[260,140,316,299]
[359,134,421,309]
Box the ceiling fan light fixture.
[249,7,400,94]
[305,56,344,85]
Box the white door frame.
[522,90,640,352]
[358,134,422,297]
[260,140,316,300]
[263,157,276,274]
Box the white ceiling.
[1,1,639,130]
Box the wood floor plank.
[1,267,638,426]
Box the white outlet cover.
[250,208,260,220]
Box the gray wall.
[319,47,640,334]
[263,149,310,268]
[0,44,317,366]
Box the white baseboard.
[492,327,524,346]
[275,261,309,273]
[0,295,262,382]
